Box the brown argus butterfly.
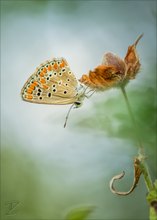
[21,57,87,127]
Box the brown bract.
[80,65,122,90]
[79,34,143,90]
[124,34,143,80]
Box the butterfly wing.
[21,58,79,105]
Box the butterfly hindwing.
[21,58,79,105]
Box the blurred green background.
[1,0,156,219]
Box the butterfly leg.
[85,89,96,98]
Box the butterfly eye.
[53,84,56,87]
[47,77,50,80]
[69,71,71,74]
[67,79,70,81]
[54,72,57,76]
[46,64,49,67]
[59,72,62,76]
[39,97,42,100]
[62,68,65,72]
[37,92,40,96]
[49,74,52,77]
[53,89,56,92]
[64,91,67,94]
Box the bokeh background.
[1,1,156,219]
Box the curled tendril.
[110,158,142,196]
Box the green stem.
[120,85,153,191]
[120,86,143,150]
[140,161,154,191]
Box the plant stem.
[120,85,154,191]
[140,161,154,191]
[120,86,143,152]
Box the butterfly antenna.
[64,104,74,128]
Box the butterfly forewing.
[21,58,79,105]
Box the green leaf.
[65,206,95,220]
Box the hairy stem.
[120,86,153,191]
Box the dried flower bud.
[79,34,143,90]
[109,157,142,196]
[124,34,143,80]
[102,52,127,77]
[80,65,121,90]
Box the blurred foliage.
[1,138,150,220]
[65,206,95,220]
[76,86,156,146]
[1,0,49,14]
[1,142,96,220]
[1,142,67,220]
[1,0,79,14]
[1,144,41,219]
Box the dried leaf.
[110,158,142,195]
[124,34,143,80]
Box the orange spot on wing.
[60,62,65,68]
[33,81,38,86]
[29,84,35,90]
[27,88,33,94]
[43,67,47,73]
[26,94,33,100]
[40,71,45,77]
[31,82,38,87]
[42,84,49,89]
[53,63,58,70]
[40,78,46,84]
[48,65,52,71]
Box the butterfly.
[21,57,86,127]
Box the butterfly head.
[74,84,87,108]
